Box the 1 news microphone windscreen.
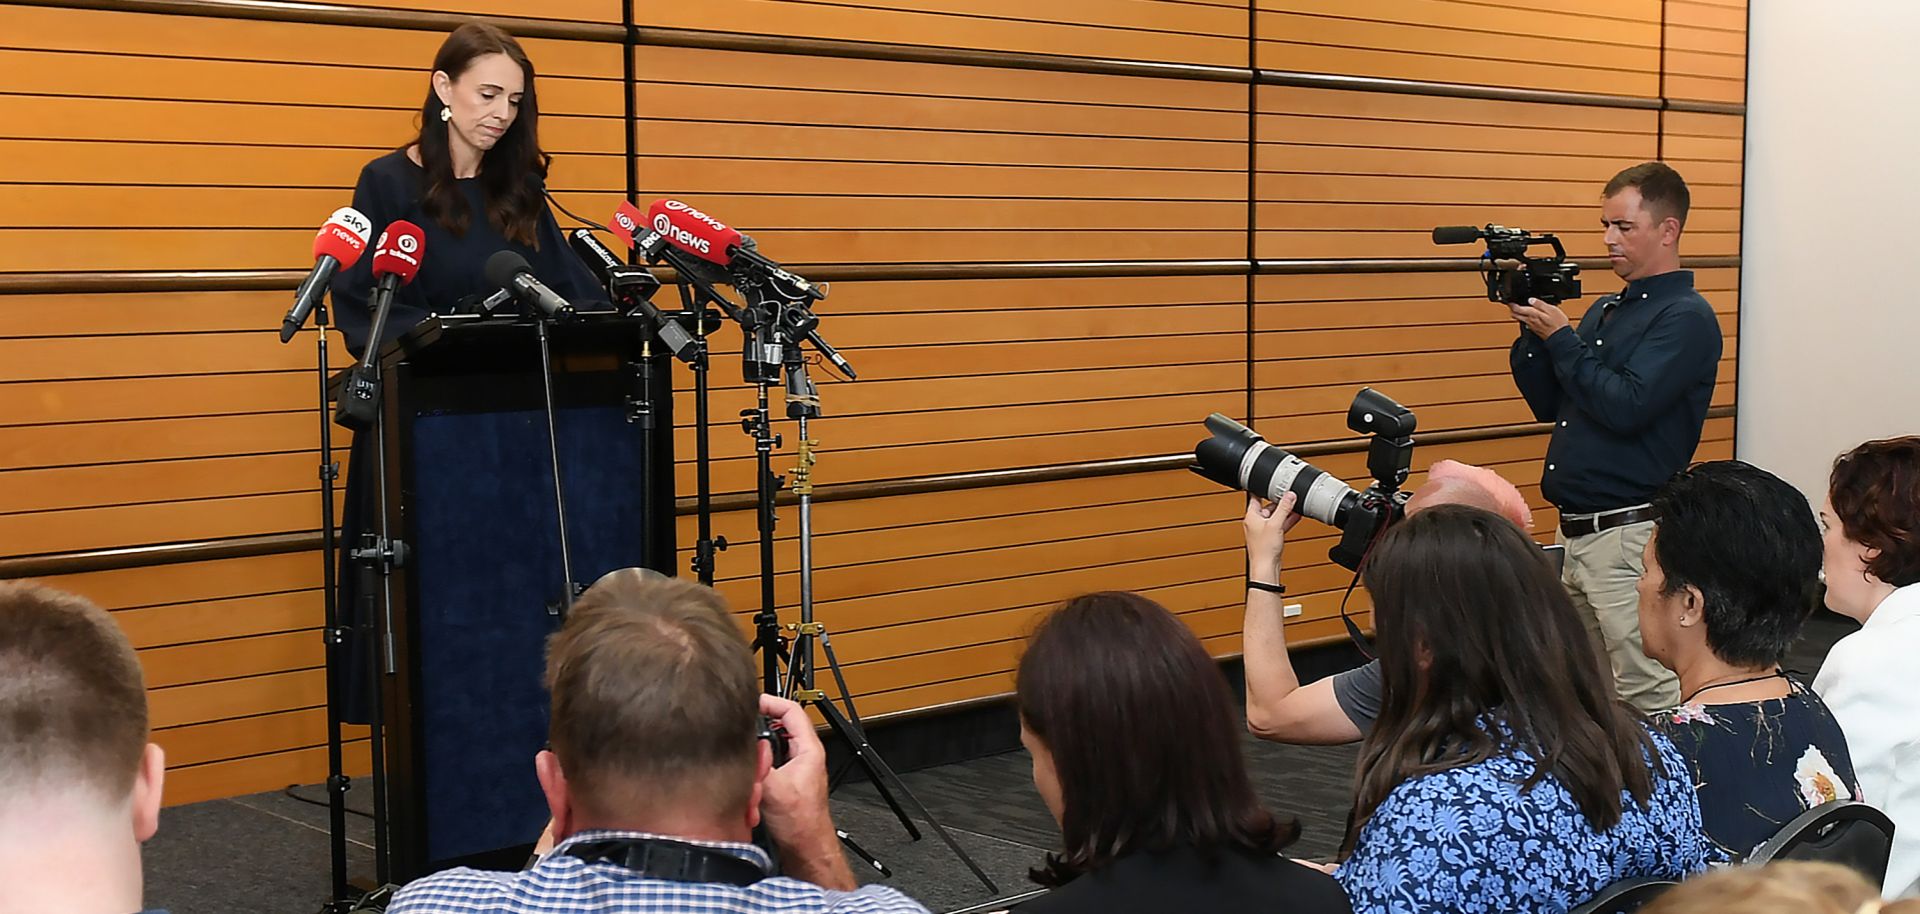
[1431,225,1484,245]
[647,199,738,265]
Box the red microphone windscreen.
[647,199,741,266]
[314,206,372,268]
[610,200,644,249]
[370,220,426,286]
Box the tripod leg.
[813,697,998,893]
[818,700,920,840]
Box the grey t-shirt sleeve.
[1330,658,1385,734]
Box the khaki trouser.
[1559,518,1679,713]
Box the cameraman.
[386,570,929,914]
[1508,161,1722,713]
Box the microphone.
[335,220,426,430]
[610,199,646,249]
[1431,225,1486,245]
[645,198,740,266]
[282,206,372,343]
[568,228,697,363]
[645,199,851,379]
[485,250,574,317]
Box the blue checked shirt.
[385,829,930,914]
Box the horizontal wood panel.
[0,6,623,76]
[0,138,624,189]
[165,741,369,807]
[1257,1,1661,96]
[0,94,621,154]
[29,551,325,610]
[634,1,1249,66]
[158,707,366,768]
[0,49,621,117]
[0,0,1743,803]
[147,668,328,731]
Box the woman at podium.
[330,21,600,357]
[328,22,604,723]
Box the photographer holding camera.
[1507,162,1723,713]
[386,569,929,914]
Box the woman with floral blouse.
[1240,500,1710,914]
[1638,461,1861,861]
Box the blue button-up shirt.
[385,829,931,914]
[1510,270,1722,514]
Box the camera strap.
[565,837,769,887]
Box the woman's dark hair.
[1830,436,1920,587]
[1650,461,1824,667]
[416,22,549,248]
[1016,591,1295,886]
[1349,505,1661,853]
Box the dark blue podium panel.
[367,315,676,881]
[407,403,649,867]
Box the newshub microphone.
[335,220,425,430]
[281,206,372,343]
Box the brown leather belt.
[1559,506,1656,539]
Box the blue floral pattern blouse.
[1335,728,1710,913]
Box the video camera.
[1431,224,1583,305]
[1191,389,1416,571]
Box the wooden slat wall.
[0,3,625,802]
[0,0,1746,803]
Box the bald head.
[1405,460,1534,530]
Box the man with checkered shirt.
[388,570,930,914]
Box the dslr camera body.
[1192,389,1416,571]
[1432,224,1583,305]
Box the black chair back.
[1569,877,1678,914]
[1747,799,1897,884]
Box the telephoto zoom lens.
[1192,414,1358,528]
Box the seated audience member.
[0,581,168,914]
[1242,459,1535,745]
[1639,861,1920,914]
[1244,504,1709,913]
[1014,591,1350,914]
[1813,436,1920,899]
[387,569,928,914]
[1640,460,1861,861]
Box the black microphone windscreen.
[485,250,532,289]
[1431,225,1483,245]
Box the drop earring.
[439,106,452,122]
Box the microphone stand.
[646,247,741,587]
[307,294,355,911]
[532,311,580,613]
[720,281,994,893]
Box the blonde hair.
[1641,862,1920,914]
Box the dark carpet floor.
[143,610,1857,914]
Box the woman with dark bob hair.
[1638,461,1860,862]
[1247,496,1708,913]
[1014,591,1350,914]
[1813,436,1920,899]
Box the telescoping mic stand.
[726,263,999,895]
[634,244,738,588]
